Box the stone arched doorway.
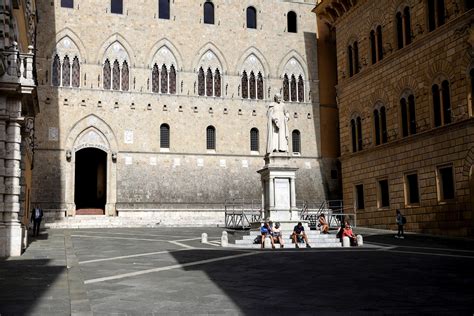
[65,115,118,216]
[74,148,107,212]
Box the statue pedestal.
[257,153,303,230]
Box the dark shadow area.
[75,148,107,210]
[0,259,67,315]
[170,248,474,314]
[26,232,50,248]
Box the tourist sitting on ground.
[318,214,329,234]
[342,221,358,246]
[291,222,311,248]
[260,222,275,249]
[271,222,284,248]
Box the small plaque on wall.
[125,156,133,165]
[124,130,134,144]
[48,127,59,141]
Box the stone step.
[235,238,339,245]
[228,242,342,249]
[241,234,332,240]
[248,230,321,236]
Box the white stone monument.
[257,94,307,231]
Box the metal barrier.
[298,200,357,229]
[224,198,262,229]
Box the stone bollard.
[342,236,350,247]
[264,236,272,248]
[357,235,363,246]
[201,233,208,243]
[221,231,228,247]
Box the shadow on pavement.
[0,258,67,315]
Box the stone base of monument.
[229,228,342,248]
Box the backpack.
[402,216,407,225]
[253,235,262,244]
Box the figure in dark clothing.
[31,206,43,236]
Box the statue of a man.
[266,93,289,154]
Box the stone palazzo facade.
[33,0,340,225]
[0,0,38,256]
[315,0,474,236]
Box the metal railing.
[299,200,357,229]
[224,198,262,229]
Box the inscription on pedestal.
[274,178,290,209]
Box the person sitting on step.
[291,222,311,248]
[271,222,284,248]
[260,222,275,249]
[342,220,358,246]
[318,214,329,234]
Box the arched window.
[290,75,297,102]
[249,71,256,99]
[169,65,176,94]
[160,124,170,149]
[52,55,61,87]
[241,71,248,99]
[370,30,377,64]
[71,57,80,87]
[204,1,214,25]
[351,115,363,152]
[206,126,216,150]
[428,0,445,32]
[198,67,205,96]
[433,80,451,126]
[347,40,359,76]
[373,105,387,145]
[112,60,120,90]
[400,93,417,137]
[152,64,159,93]
[397,7,411,49]
[287,11,297,33]
[61,0,73,8]
[283,74,289,101]
[111,0,123,14]
[214,69,221,97]
[469,68,474,116]
[206,68,213,96]
[247,6,257,29]
[292,130,301,153]
[159,0,170,19]
[121,61,129,91]
[376,26,383,61]
[161,65,168,93]
[298,75,304,102]
[257,72,264,100]
[103,59,111,90]
[250,128,259,151]
[466,0,474,10]
[62,56,70,87]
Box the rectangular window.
[378,179,390,208]
[405,173,420,205]
[111,0,123,14]
[437,165,455,201]
[355,184,365,210]
[61,0,74,8]
[159,0,170,19]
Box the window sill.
[250,151,260,155]
[160,148,169,152]
[207,149,216,154]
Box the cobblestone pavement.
[0,227,473,315]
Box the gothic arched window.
[152,64,159,93]
[257,72,264,100]
[71,57,80,87]
[103,59,111,90]
[246,6,257,29]
[52,55,61,87]
[400,93,417,137]
[204,1,214,24]
[160,124,170,149]
[249,71,256,99]
[112,60,120,90]
[206,126,216,150]
[428,0,445,32]
[206,68,213,96]
[290,75,297,102]
[242,71,248,99]
[121,61,129,91]
[287,11,297,33]
[351,115,363,152]
[169,65,176,94]
[62,56,70,87]
[161,64,168,93]
[433,80,451,127]
[292,130,301,153]
[283,74,289,101]
[250,128,259,151]
[198,67,205,96]
[374,105,387,145]
[214,69,221,97]
[297,75,304,102]
[397,7,411,49]
[159,0,170,19]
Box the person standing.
[395,209,405,239]
[31,205,43,237]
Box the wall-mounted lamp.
[66,150,72,161]
[111,152,117,162]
